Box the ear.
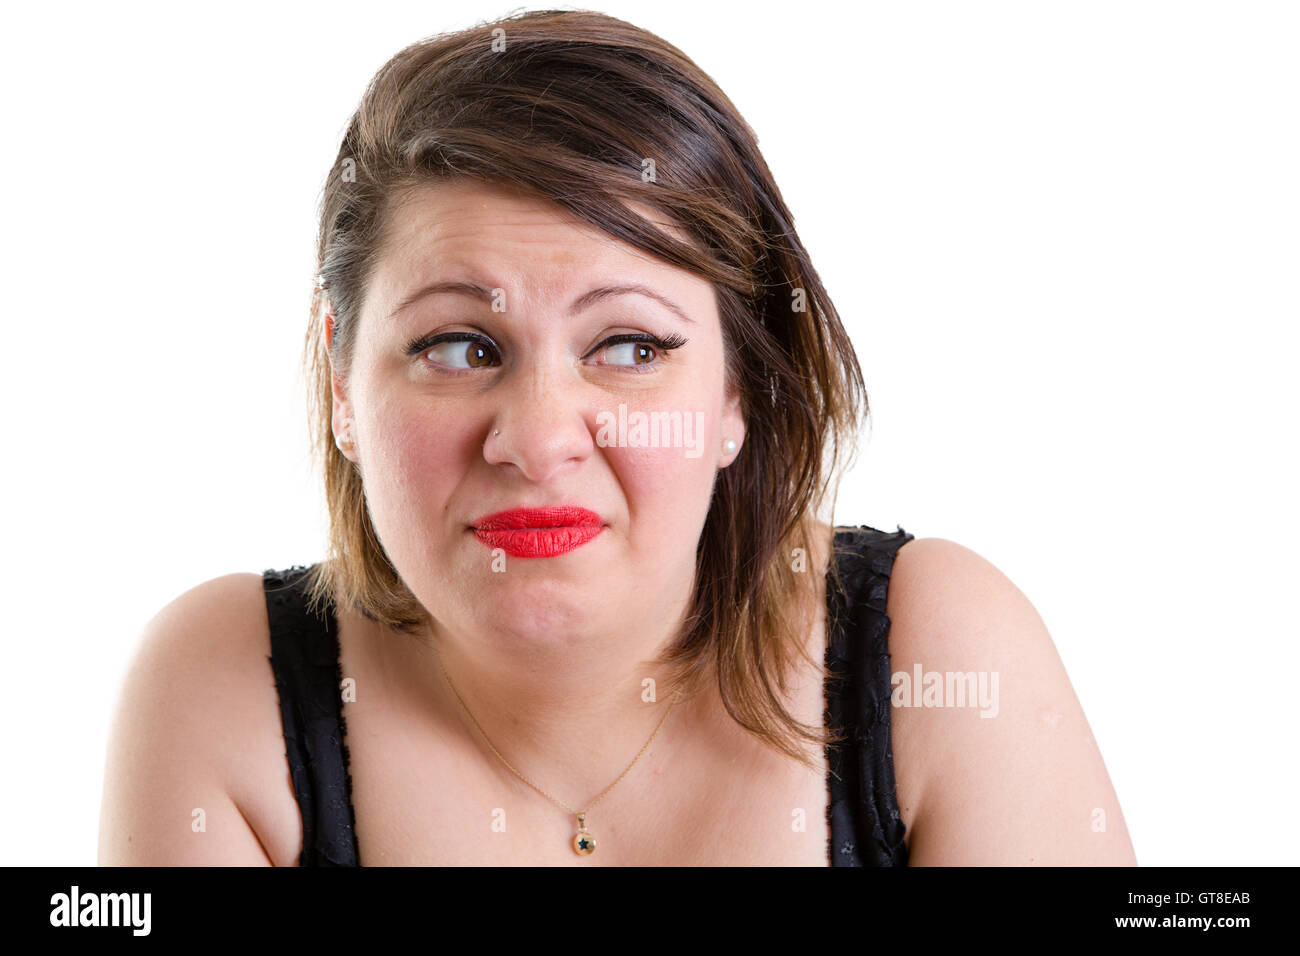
[326,311,359,463]
[718,379,746,468]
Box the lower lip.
[472,524,605,558]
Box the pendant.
[572,813,596,856]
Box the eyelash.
[402,330,689,375]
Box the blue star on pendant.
[573,814,596,855]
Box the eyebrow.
[387,280,695,324]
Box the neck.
[412,608,716,810]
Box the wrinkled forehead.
[364,179,713,325]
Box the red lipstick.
[471,506,605,558]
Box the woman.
[99,10,1135,866]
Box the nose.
[482,357,595,483]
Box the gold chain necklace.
[434,649,681,857]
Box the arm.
[98,575,281,866]
[887,538,1137,865]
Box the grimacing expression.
[330,179,745,650]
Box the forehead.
[368,179,710,312]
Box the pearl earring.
[722,437,738,455]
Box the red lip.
[470,506,605,558]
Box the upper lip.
[470,506,605,530]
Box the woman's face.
[331,179,745,651]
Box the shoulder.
[881,536,1137,865]
[887,536,1034,640]
[98,572,301,866]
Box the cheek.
[357,400,474,532]
[605,412,722,550]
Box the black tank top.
[264,523,913,866]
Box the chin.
[479,604,598,653]
[468,569,602,636]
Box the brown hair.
[301,8,867,767]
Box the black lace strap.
[824,525,914,866]
[264,565,359,866]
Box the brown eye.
[602,341,657,366]
[583,332,688,368]
[422,337,501,369]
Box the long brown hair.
[301,9,868,767]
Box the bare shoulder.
[98,573,301,866]
[885,536,1137,865]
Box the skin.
[326,179,747,797]
[97,180,1137,865]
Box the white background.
[1,0,1295,866]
